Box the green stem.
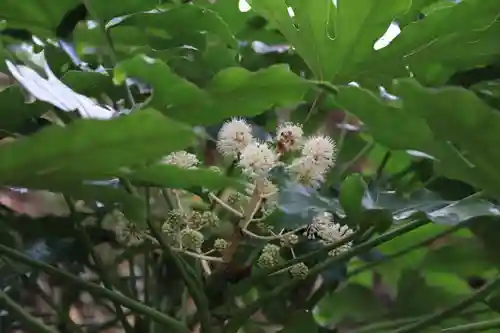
[0,244,189,333]
[230,227,363,295]
[0,289,58,333]
[210,160,237,211]
[81,0,136,108]
[128,257,138,299]
[65,196,134,333]
[390,274,500,333]
[308,219,428,277]
[145,188,216,333]
[3,257,82,333]
[339,141,375,177]
[161,189,175,210]
[225,219,428,333]
[144,251,152,332]
[20,275,84,333]
[442,318,500,332]
[374,150,391,184]
[354,308,491,333]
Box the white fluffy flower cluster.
[288,135,336,187]
[239,141,278,177]
[217,118,278,178]
[162,151,199,169]
[304,212,353,256]
[217,118,253,159]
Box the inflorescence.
[106,118,352,280]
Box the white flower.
[288,156,327,188]
[276,122,303,152]
[239,141,278,177]
[304,212,333,239]
[217,118,253,158]
[318,222,354,245]
[162,151,199,169]
[301,136,337,168]
[304,212,353,252]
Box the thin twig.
[242,226,305,241]
[0,289,58,333]
[209,193,244,218]
[0,243,189,333]
[64,196,134,333]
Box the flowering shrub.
[0,1,500,333]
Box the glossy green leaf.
[339,173,367,220]
[394,269,461,317]
[112,5,238,49]
[422,240,493,277]
[275,180,342,228]
[397,0,441,26]
[469,216,500,266]
[0,0,77,36]
[279,311,318,333]
[249,0,411,81]
[360,0,500,83]
[126,165,245,191]
[0,0,158,36]
[315,283,386,322]
[0,86,49,132]
[336,80,500,200]
[115,55,309,125]
[393,79,500,199]
[61,71,124,101]
[0,109,195,184]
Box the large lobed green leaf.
[0,87,49,132]
[111,5,238,49]
[0,0,160,36]
[336,78,500,200]
[126,164,245,191]
[0,109,195,185]
[359,0,500,84]
[248,0,411,81]
[114,55,309,125]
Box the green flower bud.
[179,228,204,250]
[280,234,299,247]
[262,243,280,256]
[289,262,308,279]
[257,252,278,268]
[201,211,219,228]
[165,209,186,229]
[213,238,228,251]
[187,211,203,229]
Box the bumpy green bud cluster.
[328,243,351,257]
[179,228,204,250]
[213,238,228,251]
[165,209,186,229]
[257,244,281,268]
[201,211,219,228]
[280,234,299,247]
[257,252,279,268]
[289,262,308,279]
[187,211,203,229]
[186,211,219,229]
